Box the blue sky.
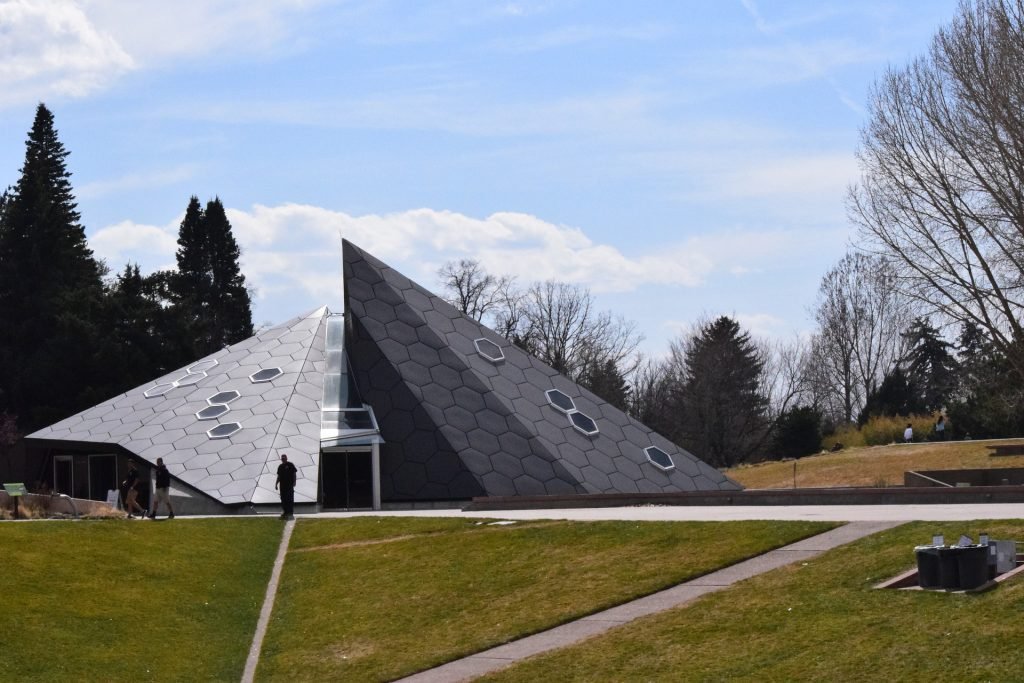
[0,0,960,355]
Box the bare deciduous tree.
[811,253,914,422]
[517,281,643,382]
[437,259,514,322]
[760,335,812,422]
[851,0,1024,380]
[437,261,643,394]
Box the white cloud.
[80,0,326,65]
[88,202,844,338]
[77,164,199,199]
[0,0,331,108]
[735,312,786,338]
[90,219,177,267]
[698,152,859,201]
[0,0,134,106]
[224,204,718,295]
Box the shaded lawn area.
[483,520,1024,683]
[257,518,835,682]
[0,519,281,682]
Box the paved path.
[310,502,1024,522]
[395,520,902,683]
[241,519,295,683]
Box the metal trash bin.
[957,545,989,589]
[915,546,941,588]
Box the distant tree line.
[0,104,253,440]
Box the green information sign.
[3,483,26,497]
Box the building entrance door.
[89,455,117,501]
[320,450,373,509]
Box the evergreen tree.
[679,316,769,467]
[170,196,253,358]
[902,317,958,412]
[203,198,252,347]
[858,367,923,423]
[0,104,109,430]
[105,264,180,388]
[771,406,823,459]
[579,358,630,412]
[947,322,1024,438]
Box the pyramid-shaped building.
[23,241,740,513]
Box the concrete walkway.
[396,520,902,683]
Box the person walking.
[275,453,298,520]
[935,415,947,441]
[148,457,175,519]
[903,423,914,443]
[122,460,146,519]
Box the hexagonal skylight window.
[207,422,242,439]
[196,404,230,421]
[644,446,675,472]
[188,359,218,374]
[144,383,175,398]
[545,389,576,413]
[474,338,505,364]
[249,367,282,383]
[175,372,206,386]
[568,410,599,436]
[207,390,240,405]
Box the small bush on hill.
[771,406,823,459]
[821,423,866,451]
[860,414,939,445]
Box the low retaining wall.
[905,467,1024,487]
[464,485,1024,511]
[0,491,117,518]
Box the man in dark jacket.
[148,457,174,519]
[275,453,298,520]
[122,460,146,519]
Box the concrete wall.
[905,467,1024,487]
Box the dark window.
[208,422,242,439]
[208,390,240,404]
[250,368,283,383]
[545,389,576,413]
[569,411,599,436]
[644,446,675,471]
[474,338,505,363]
[197,404,230,420]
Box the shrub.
[860,413,938,445]
[771,406,823,459]
[821,423,866,451]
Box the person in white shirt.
[903,423,913,443]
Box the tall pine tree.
[679,316,769,467]
[170,196,252,358]
[902,317,958,412]
[0,104,109,430]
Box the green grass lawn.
[256,518,834,682]
[482,520,1024,682]
[0,519,281,682]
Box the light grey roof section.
[29,307,331,506]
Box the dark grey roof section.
[342,240,741,499]
[27,308,330,506]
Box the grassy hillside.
[257,518,831,681]
[0,519,280,682]
[727,438,1024,489]
[483,521,1024,683]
